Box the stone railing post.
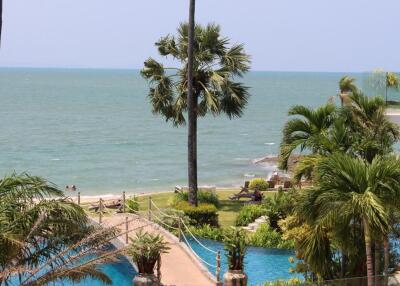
[99,198,103,224]
[148,196,152,221]
[216,251,221,283]
[122,191,126,213]
[125,216,129,244]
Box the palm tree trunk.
[187,0,198,206]
[384,237,389,285]
[363,218,374,286]
[375,241,381,286]
[340,250,347,278]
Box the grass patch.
[83,189,278,228]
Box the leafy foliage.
[0,173,118,285]
[249,224,294,249]
[278,77,400,283]
[187,224,225,241]
[235,205,267,226]
[174,201,218,226]
[125,196,139,213]
[262,190,293,230]
[127,231,170,274]
[223,228,247,271]
[249,178,269,191]
[141,23,251,126]
[173,190,220,207]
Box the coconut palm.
[0,173,118,285]
[338,76,357,105]
[279,103,336,170]
[312,153,400,286]
[345,91,400,162]
[141,23,250,206]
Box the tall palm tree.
[279,103,336,170]
[313,153,400,286]
[0,173,118,285]
[141,23,250,206]
[338,76,357,105]
[187,0,197,205]
[346,91,400,162]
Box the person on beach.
[65,185,77,191]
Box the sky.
[0,0,399,72]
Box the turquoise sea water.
[0,68,385,195]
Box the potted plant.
[223,228,248,286]
[127,231,170,286]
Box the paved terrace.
[98,212,217,286]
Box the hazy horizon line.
[0,65,393,74]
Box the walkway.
[98,210,218,286]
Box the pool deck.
[99,213,217,286]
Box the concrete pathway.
[100,213,216,286]
[242,216,268,232]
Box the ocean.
[0,68,392,196]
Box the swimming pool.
[186,237,302,285]
[69,254,137,286]
[8,246,137,286]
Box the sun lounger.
[229,181,250,200]
[88,199,123,212]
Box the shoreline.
[70,187,241,204]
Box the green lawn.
[131,189,277,228]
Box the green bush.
[262,190,293,230]
[187,224,225,241]
[174,201,218,226]
[157,209,191,236]
[249,178,269,191]
[172,190,220,208]
[126,197,139,213]
[249,224,294,249]
[223,228,247,270]
[235,205,267,226]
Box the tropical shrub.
[125,196,139,213]
[249,178,269,191]
[235,205,267,226]
[157,208,191,236]
[187,224,225,241]
[173,190,220,208]
[249,224,294,249]
[127,231,170,274]
[174,201,218,226]
[223,228,247,271]
[262,190,293,230]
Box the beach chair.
[229,181,251,200]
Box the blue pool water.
[186,237,301,285]
[69,254,137,286]
[9,249,136,286]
